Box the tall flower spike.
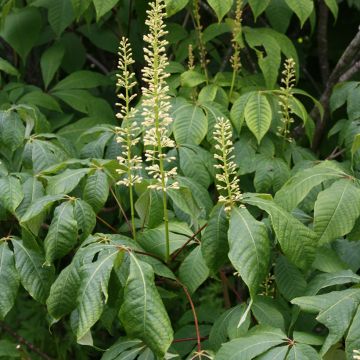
[277,58,296,144]
[142,0,178,192]
[229,0,243,99]
[141,0,178,262]
[115,37,142,240]
[213,117,242,213]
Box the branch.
[311,26,360,150]
[170,223,207,262]
[317,0,330,85]
[86,54,109,75]
[339,59,360,82]
[0,322,54,360]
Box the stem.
[171,223,208,261]
[110,187,133,235]
[129,184,136,241]
[178,281,202,354]
[96,215,118,233]
[0,322,54,360]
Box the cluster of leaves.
[1,0,360,359]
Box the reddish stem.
[170,223,208,262]
[178,280,202,353]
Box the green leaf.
[173,100,208,145]
[44,201,78,264]
[209,304,251,351]
[286,343,321,360]
[119,254,173,357]
[265,0,293,33]
[73,199,96,241]
[314,179,360,245]
[0,57,19,77]
[31,139,68,173]
[46,168,91,195]
[274,162,346,211]
[83,170,109,213]
[244,195,316,269]
[93,0,119,20]
[21,194,64,224]
[249,0,271,19]
[52,70,111,91]
[256,345,288,360]
[208,0,233,22]
[275,255,307,301]
[306,269,360,296]
[178,245,209,294]
[19,91,62,112]
[75,248,118,340]
[0,110,25,152]
[345,306,360,359]
[101,338,144,360]
[135,189,164,229]
[12,238,54,304]
[137,222,192,261]
[0,242,19,319]
[168,187,201,221]
[40,42,65,89]
[252,296,286,331]
[324,0,338,19]
[165,0,189,16]
[285,0,314,27]
[244,92,272,144]
[201,204,229,274]
[180,70,207,87]
[351,133,360,159]
[292,289,360,355]
[0,176,24,215]
[228,207,270,298]
[0,7,42,61]
[47,263,80,320]
[230,92,252,134]
[44,0,75,36]
[215,326,287,360]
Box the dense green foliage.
[1,0,360,359]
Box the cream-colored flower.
[277,58,296,142]
[141,0,178,191]
[213,117,242,213]
[115,37,142,187]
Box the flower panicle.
[115,37,143,187]
[353,350,360,360]
[277,58,296,142]
[142,0,178,192]
[230,0,243,72]
[213,117,242,213]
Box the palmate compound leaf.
[44,201,78,264]
[274,161,346,211]
[0,241,19,319]
[228,207,270,298]
[11,238,54,304]
[292,288,360,356]
[243,194,317,269]
[314,178,360,245]
[215,325,287,360]
[119,253,173,357]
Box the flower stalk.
[277,58,296,147]
[213,117,242,213]
[115,37,142,240]
[142,0,179,262]
[229,0,243,100]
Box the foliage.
[0,0,360,359]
